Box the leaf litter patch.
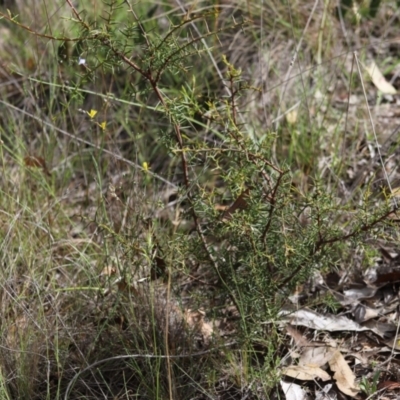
[276,253,400,400]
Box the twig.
[278,206,398,290]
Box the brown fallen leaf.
[374,271,400,285]
[283,364,330,381]
[378,381,400,390]
[24,155,51,176]
[328,350,359,398]
[285,325,309,348]
[283,344,336,383]
[299,346,336,368]
[222,187,251,221]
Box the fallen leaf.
[222,188,251,221]
[183,309,214,345]
[366,61,396,95]
[280,380,307,400]
[285,325,309,347]
[374,271,400,285]
[328,350,359,397]
[299,346,336,368]
[280,307,383,336]
[283,364,330,381]
[378,381,400,390]
[24,155,51,176]
[315,383,335,400]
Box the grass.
[0,0,399,399]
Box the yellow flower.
[97,121,106,130]
[87,109,97,119]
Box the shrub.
[0,1,397,398]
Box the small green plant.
[360,370,380,396]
